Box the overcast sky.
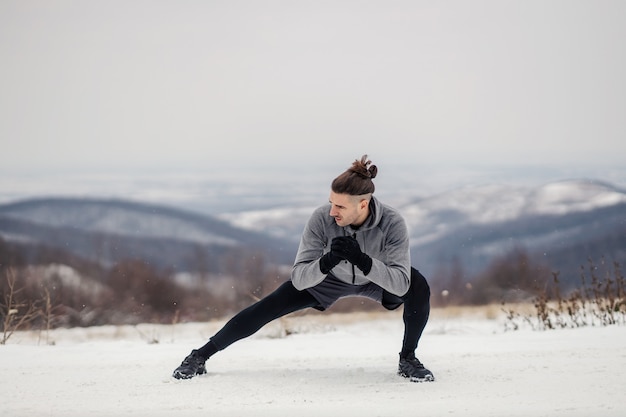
[1,1,625,195]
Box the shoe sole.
[172,366,207,380]
[172,370,194,380]
[398,371,435,383]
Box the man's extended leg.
[209,280,319,351]
[173,280,319,379]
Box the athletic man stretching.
[173,155,434,382]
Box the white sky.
[1,1,625,185]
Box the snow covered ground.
[3,308,625,417]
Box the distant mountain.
[0,198,295,271]
[402,179,626,277]
[1,179,624,287]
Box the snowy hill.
[0,198,295,270]
[0,198,252,245]
[402,179,626,277]
[403,179,626,243]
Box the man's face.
[328,191,369,227]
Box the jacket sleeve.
[290,208,329,290]
[363,214,411,296]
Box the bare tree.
[1,268,39,344]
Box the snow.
[2,308,624,417]
[528,181,626,215]
[217,206,314,241]
[403,180,626,230]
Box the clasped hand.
[319,236,372,275]
[331,236,364,264]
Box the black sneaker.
[172,350,207,380]
[398,354,434,382]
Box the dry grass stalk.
[503,259,625,331]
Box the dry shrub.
[503,258,625,331]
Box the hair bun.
[351,155,377,179]
[368,165,378,179]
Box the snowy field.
[3,307,625,417]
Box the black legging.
[206,267,430,357]
[210,280,320,351]
[384,268,431,356]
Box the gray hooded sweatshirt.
[291,196,411,297]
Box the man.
[173,155,434,382]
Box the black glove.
[331,236,373,275]
[319,250,342,274]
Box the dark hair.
[331,155,378,196]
